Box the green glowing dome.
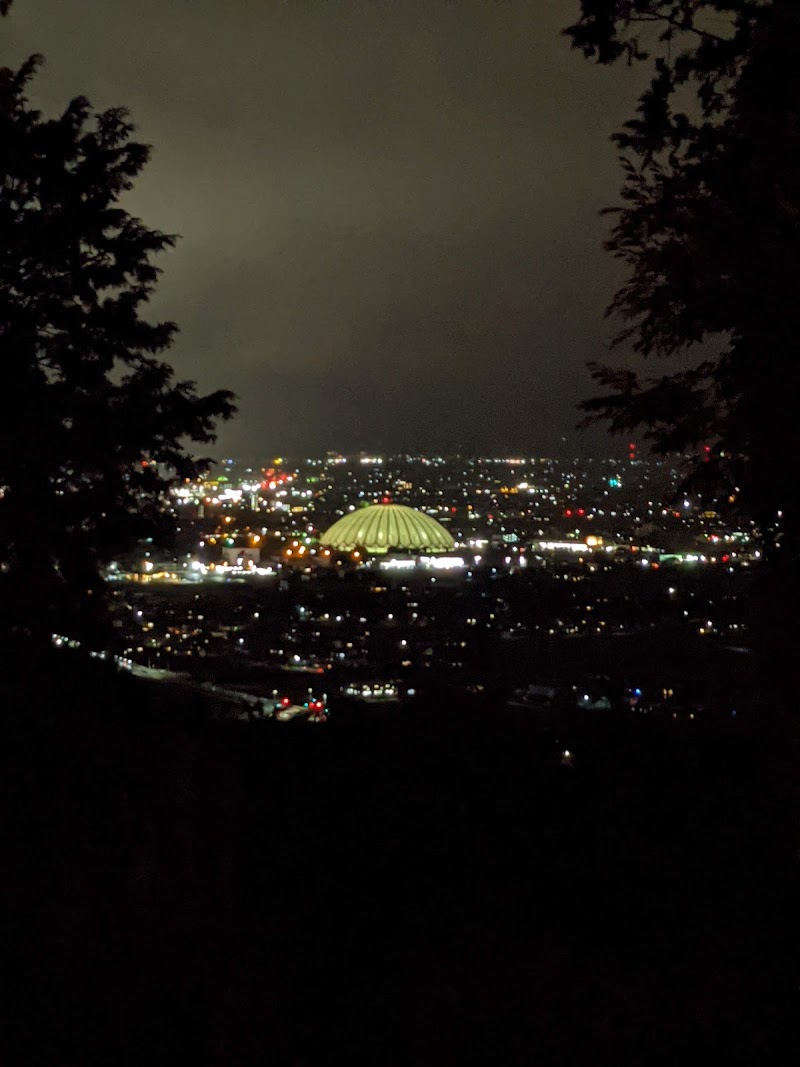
[320,503,455,555]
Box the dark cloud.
[4,0,640,458]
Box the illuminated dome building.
[320,503,455,555]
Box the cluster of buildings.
[115,452,759,577]
[102,453,758,727]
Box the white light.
[422,555,466,570]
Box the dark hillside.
[3,651,797,1066]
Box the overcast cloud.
[3,1,643,459]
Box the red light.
[704,445,711,453]
[577,508,585,517]
[141,460,149,468]
[721,554,730,563]
[451,507,457,513]
[381,496,391,504]
[281,697,290,706]
[564,509,572,517]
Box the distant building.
[222,546,261,566]
[320,502,454,555]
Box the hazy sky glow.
[4,1,643,459]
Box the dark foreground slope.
[3,652,797,1066]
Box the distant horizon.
[204,445,655,469]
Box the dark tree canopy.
[566,1,800,557]
[0,57,235,643]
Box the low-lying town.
[86,452,760,731]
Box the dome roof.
[320,503,455,555]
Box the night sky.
[4,1,643,459]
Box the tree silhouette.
[566,1,800,557]
[0,57,235,644]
